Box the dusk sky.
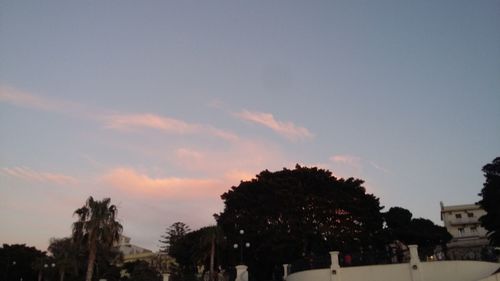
[1,0,499,252]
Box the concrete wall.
[285,245,499,281]
[341,263,411,281]
[421,261,499,281]
[286,268,330,281]
[477,273,500,281]
[286,261,499,281]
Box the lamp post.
[6,260,16,281]
[233,229,250,265]
[43,262,56,281]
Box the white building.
[440,202,490,260]
[116,235,153,256]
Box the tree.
[384,207,412,229]
[48,237,79,281]
[72,196,123,281]
[159,222,191,254]
[383,207,451,259]
[217,165,385,280]
[0,244,46,281]
[167,225,229,281]
[405,218,451,258]
[121,260,161,281]
[478,157,500,246]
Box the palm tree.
[72,196,122,281]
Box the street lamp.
[5,259,16,281]
[233,229,250,264]
[43,262,56,280]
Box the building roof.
[440,202,482,213]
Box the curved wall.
[286,261,499,281]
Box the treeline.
[163,165,451,281]
[3,157,498,281]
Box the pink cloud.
[0,85,74,112]
[101,167,223,199]
[235,110,314,141]
[224,169,256,183]
[103,114,197,133]
[1,85,239,142]
[172,139,286,178]
[1,167,78,185]
[103,113,240,141]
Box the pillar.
[283,264,289,280]
[409,245,422,281]
[162,273,170,281]
[329,251,341,281]
[235,265,248,281]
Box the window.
[470,226,477,233]
[467,213,474,218]
[458,227,465,236]
[455,213,462,219]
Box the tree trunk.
[85,242,97,281]
[38,270,43,281]
[59,268,65,281]
[209,235,215,281]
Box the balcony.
[447,217,479,226]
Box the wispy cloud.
[101,167,221,199]
[0,85,239,142]
[103,114,197,133]
[368,161,390,174]
[0,85,73,112]
[330,155,362,169]
[330,155,390,175]
[235,110,314,141]
[1,167,78,185]
[103,113,240,142]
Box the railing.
[289,248,412,274]
[289,255,331,274]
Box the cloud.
[0,85,73,112]
[103,114,197,133]
[1,85,239,142]
[330,155,390,175]
[103,113,240,142]
[1,167,78,185]
[235,110,314,141]
[368,161,390,174]
[330,155,362,169]
[101,167,222,199]
[172,139,286,178]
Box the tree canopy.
[0,243,46,281]
[478,157,500,246]
[383,207,451,259]
[72,196,123,281]
[159,222,191,254]
[217,165,385,279]
[121,260,162,281]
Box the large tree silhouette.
[478,157,500,246]
[217,165,384,280]
[72,197,122,281]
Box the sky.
[1,0,499,252]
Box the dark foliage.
[0,243,46,281]
[121,260,162,281]
[383,207,451,258]
[159,222,191,254]
[478,157,500,246]
[217,165,385,280]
